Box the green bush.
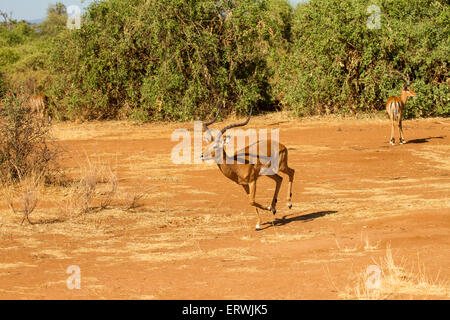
[49,0,280,121]
[0,22,34,46]
[0,19,54,100]
[279,0,449,117]
[0,48,20,67]
[0,71,6,98]
[40,3,68,37]
[1,0,448,121]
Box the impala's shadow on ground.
[260,210,337,230]
[406,136,445,144]
[27,217,67,225]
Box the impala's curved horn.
[388,70,410,87]
[398,71,410,86]
[405,74,411,86]
[203,103,222,131]
[220,105,253,135]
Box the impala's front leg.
[247,181,272,230]
[243,184,260,230]
[267,174,282,215]
[254,208,262,231]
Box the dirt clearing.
[0,115,449,299]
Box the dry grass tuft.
[334,235,380,254]
[363,236,380,252]
[123,190,147,211]
[2,172,42,224]
[121,185,154,211]
[340,245,450,299]
[79,166,98,213]
[58,158,120,216]
[60,183,80,218]
[99,168,118,209]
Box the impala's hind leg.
[390,116,396,145]
[398,118,406,144]
[281,167,295,209]
[279,148,295,209]
[388,103,398,145]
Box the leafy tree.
[49,0,279,121]
[0,71,6,98]
[279,0,449,117]
[264,0,293,108]
[41,2,68,36]
[0,12,51,97]
[2,0,446,121]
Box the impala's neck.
[400,91,410,105]
[216,148,235,179]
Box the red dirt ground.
[0,115,449,299]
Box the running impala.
[200,107,295,231]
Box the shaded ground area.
[0,114,449,299]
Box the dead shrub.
[99,168,118,209]
[123,190,148,211]
[339,245,450,299]
[121,184,156,212]
[0,94,59,185]
[3,172,42,224]
[79,167,97,213]
[60,183,79,218]
[62,160,119,215]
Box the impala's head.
[402,85,416,98]
[389,70,417,99]
[200,133,231,162]
[200,105,253,162]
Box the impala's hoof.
[267,206,276,215]
[287,202,292,209]
[399,139,406,145]
[255,225,261,231]
[390,140,395,146]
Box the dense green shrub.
[1,0,448,121]
[49,0,281,121]
[0,3,67,99]
[40,3,68,36]
[0,48,20,68]
[262,0,293,109]
[0,71,6,98]
[0,22,34,46]
[279,0,449,117]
